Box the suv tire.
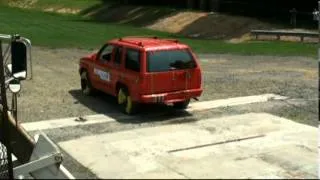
[117,87,138,115]
[81,71,95,96]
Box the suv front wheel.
[81,71,94,96]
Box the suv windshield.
[147,49,196,72]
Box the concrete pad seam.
[154,159,191,179]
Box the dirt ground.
[85,5,283,40]
[10,46,317,128]
[148,11,277,40]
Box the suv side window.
[99,44,114,63]
[114,46,122,65]
[125,49,140,72]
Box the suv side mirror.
[8,78,21,93]
[313,10,319,21]
[11,40,27,80]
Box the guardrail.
[251,29,319,42]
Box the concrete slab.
[21,114,117,131]
[21,94,287,131]
[187,93,287,112]
[58,113,317,179]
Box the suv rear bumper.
[140,88,202,104]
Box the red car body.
[79,37,202,114]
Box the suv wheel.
[173,99,190,109]
[117,88,138,115]
[81,71,94,96]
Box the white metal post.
[318,2,320,135]
[318,1,320,43]
[318,3,320,179]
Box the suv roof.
[109,37,189,51]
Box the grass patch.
[34,0,102,9]
[181,39,317,57]
[0,0,104,10]
[82,4,179,27]
[0,5,171,49]
[0,5,317,57]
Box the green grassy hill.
[0,1,317,56]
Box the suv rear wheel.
[81,71,94,96]
[117,87,138,115]
[173,99,190,109]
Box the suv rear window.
[147,49,196,72]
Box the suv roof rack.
[118,38,144,47]
[118,37,179,47]
[121,36,158,39]
[162,38,179,43]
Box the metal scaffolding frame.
[0,34,74,179]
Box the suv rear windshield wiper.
[170,60,195,70]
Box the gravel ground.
[10,46,318,126]
[4,46,317,178]
[198,53,318,126]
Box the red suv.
[79,37,202,114]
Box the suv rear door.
[122,48,141,99]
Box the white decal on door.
[94,68,110,81]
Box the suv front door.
[109,45,124,95]
[93,44,114,93]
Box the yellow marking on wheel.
[126,96,132,114]
[118,89,126,104]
